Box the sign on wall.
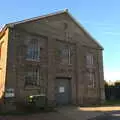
[59,86,65,93]
[4,88,15,98]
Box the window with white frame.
[86,53,94,65]
[26,39,41,60]
[87,72,95,88]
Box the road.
[90,111,120,120]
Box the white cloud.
[104,69,120,82]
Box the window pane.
[86,54,94,65]
[24,66,44,88]
[59,46,71,64]
[87,72,95,88]
[26,39,40,60]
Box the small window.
[86,53,94,65]
[58,46,72,65]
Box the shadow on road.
[1,105,120,120]
[88,110,120,120]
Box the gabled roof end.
[0,9,104,50]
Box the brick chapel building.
[0,10,105,108]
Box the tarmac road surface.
[89,111,120,120]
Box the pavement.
[0,106,118,120]
[89,111,120,120]
[58,106,104,120]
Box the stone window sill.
[26,58,40,62]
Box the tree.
[104,80,109,87]
[114,80,120,87]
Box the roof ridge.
[7,9,68,26]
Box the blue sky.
[0,0,120,81]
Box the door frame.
[55,77,72,105]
